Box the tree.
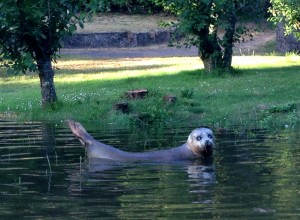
[156,0,267,72]
[268,0,300,40]
[0,0,97,109]
[154,0,237,71]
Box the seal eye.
[208,134,213,139]
[196,136,202,141]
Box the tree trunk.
[36,56,57,109]
[221,2,237,69]
[198,33,223,72]
[197,2,236,72]
[201,55,222,72]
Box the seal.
[67,120,214,162]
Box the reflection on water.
[0,119,300,219]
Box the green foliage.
[235,0,270,20]
[0,0,98,73]
[180,88,194,99]
[259,104,298,130]
[268,102,296,113]
[269,0,300,39]
[133,101,171,125]
[98,0,163,14]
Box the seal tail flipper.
[67,120,95,147]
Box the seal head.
[187,128,214,158]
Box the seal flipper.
[67,120,95,147]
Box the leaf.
[78,21,84,29]
[69,24,77,33]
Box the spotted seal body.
[67,120,214,162]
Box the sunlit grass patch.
[285,52,300,63]
[54,57,202,82]
[233,55,300,68]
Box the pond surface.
[0,120,300,219]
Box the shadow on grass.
[56,63,300,82]
[59,64,300,94]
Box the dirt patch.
[63,31,173,48]
[234,30,276,55]
[64,14,177,48]
[77,14,175,33]
[62,14,276,58]
[61,31,276,59]
[61,45,198,59]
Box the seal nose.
[205,140,213,147]
[203,143,213,157]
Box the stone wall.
[276,23,300,53]
[62,30,172,48]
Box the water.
[0,120,300,219]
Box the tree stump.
[113,102,129,113]
[125,89,148,99]
[163,95,177,103]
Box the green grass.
[1,55,300,131]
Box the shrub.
[98,0,163,14]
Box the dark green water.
[0,120,300,219]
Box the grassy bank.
[0,54,299,130]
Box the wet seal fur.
[67,120,215,162]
